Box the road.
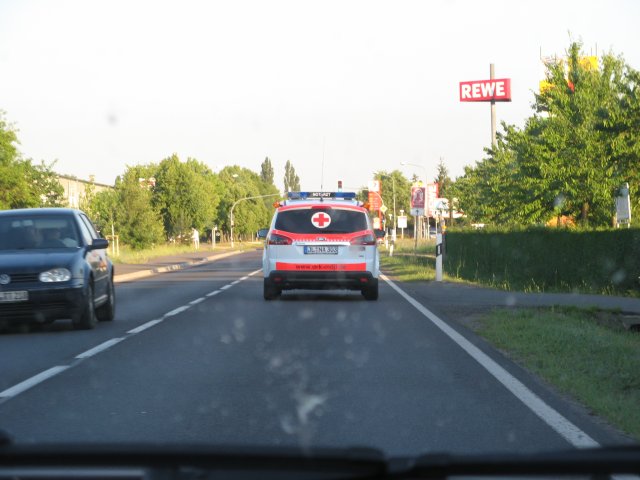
[0,250,632,455]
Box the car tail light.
[268,233,293,245]
[350,233,376,246]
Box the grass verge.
[109,242,257,264]
[474,307,640,440]
[380,251,466,284]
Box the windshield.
[0,0,639,475]
[0,215,79,250]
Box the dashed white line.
[75,338,125,359]
[0,268,261,403]
[381,273,599,449]
[0,366,69,398]
[127,319,163,334]
[164,305,191,317]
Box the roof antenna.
[320,137,325,191]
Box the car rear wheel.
[73,283,97,330]
[96,278,115,321]
[263,278,281,300]
[362,279,379,301]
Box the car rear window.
[274,208,369,234]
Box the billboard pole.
[490,63,497,148]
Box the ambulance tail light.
[268,233,293,246]
[350,233,376,246]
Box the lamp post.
[230,193,279,247]
[400,162,430,240]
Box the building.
[56,174,114,208]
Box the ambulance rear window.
[275,208,368,234]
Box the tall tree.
[152,154,220,238]
[451,41,639,227]
[0,111,63,209]
[113,166,165,249]
[434,158,452,199]
[260,157,275,186]
[284,160,300,192]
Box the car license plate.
[304,246,338,255]
[0,291,29,303]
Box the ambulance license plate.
[304,246,338,255]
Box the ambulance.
[261,192,381,300]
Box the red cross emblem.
[311,212,331,229]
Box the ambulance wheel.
[264,279,281,300]
[362,279,379,301]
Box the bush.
[444,227,640,294]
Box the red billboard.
[368,191,382,211]
[459,78,512,102]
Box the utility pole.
[490,63,497,148]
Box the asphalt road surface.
[0,250,631,455]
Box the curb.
[113,250,244,284]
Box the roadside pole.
[490,63,497,147]
[435,232,443,281]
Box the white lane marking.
[0,366,69,398]
[0,268,262,403]
[127,319,163,334]
[75,338,125,359]
[381,274,600,449]
[164,305,190,317]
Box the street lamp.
[230,193,279,247]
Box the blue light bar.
[287,192,357,200]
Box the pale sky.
[1,0,638,192]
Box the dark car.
[0,208,115,330]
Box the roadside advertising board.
[368,191,382,212]
[459,78,512,102]
[426,183,439,216]
[410,185,425,217]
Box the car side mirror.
[88,238,109,250]
[257,228,269,239]
[374,229,386,239]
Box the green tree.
[152,154,220,238]
[114,166,165,249]
[434,158,452,199]
[372,170,412,228]
[284,160,301,192]
[451,41,640,228]
[0,112,63,209]
[90,189,119,237]
[260,157,275,186]
[217,166,276,240]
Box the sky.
[0,0,639,193]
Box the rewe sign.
[459,78,512,102]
